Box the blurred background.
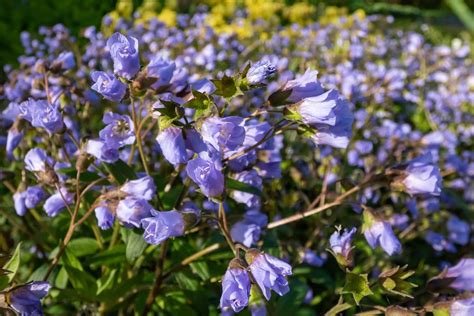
[0,0,473,67]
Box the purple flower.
[402,154,442,196]
[445,258,474,291]
[120,176,156,200]
[7,281,50,316]
[296,90,339,125]
[451,297,474,316]
[106,32,140,80]
[116,197,152,228]
[24,148,54,172]
[302,249,326,267]
[44,187,74,217]
[283,69,325,103]
[230,170,262,208]
[246,60,276,85]
[52,51,75,71]
[220,259,251,313]
[147,55,176,89]
[201,116,245,152]
[141,210,185,244]
[447,216,470,246]
[364,220,401,255]
[24,185,46,209]
[363,211,401,256]
[311,97,353,149]
[91,71,127,102]
[19,99,63,134]
[85,139,119,163]
[186,153,224,198]
[156,126,187,166]
[99,112,135,147]
[250,303,267,316]
[246,250,292,300]
[6,126,23,158]
[230,221,261,247]
[14,191,27,216]
[94,206,115,230]
[330,227,356,265]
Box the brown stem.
[141,240,169,316]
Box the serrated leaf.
[212,75,237,98]
[0,242,22,290]
[342,272,373,305]
[226,177,262,196]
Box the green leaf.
[378,265,417,298]
[57,168,102,182]
[342,272,373,305]
[55,267,69,289]
[68,238,100,257]
[175,272,200,291]
[124,229,147,263]
[276,279,309,315]
[63,265,98,295]
[97,269,117,295]
[189,261,210,281]
[268,89,292,106]
[61,247,83,271]
[0,242,22,290]
[104,160,137,184]
[183,90,212,110]
[212,75,237,98]
[325,302,353,316]
[226,177,262,196]
[86,244,126,269]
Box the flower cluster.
[0,4,472,315]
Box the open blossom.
[201,116,245,152]
[445,258,474,291]
[186,152,224,198]
[19,99,63,134]
[330,227,356,266]
[231,221,261,248]
[44,187,74,217]
[220,259,251,313]
[85,139,120,163]
[7,281,51,316]
[246,60,276,85]
[106,32,140,79]
[24,148,55,173]
[311,97,354,149]
[146,55,176,89]
[156,126,187,166]
[120,176,156,200]
[246,249,292,300]
[91,71,126,102]
[282,69,325,103]
[116,197,152,228]
[296,90,339,125]
[141,210,185,244]
[99,112,135,147]
[363,210,401,256]
[401,154,442,196]
[94,205,115,230]
[451,297,474,316]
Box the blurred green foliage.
[0,0,116,67]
